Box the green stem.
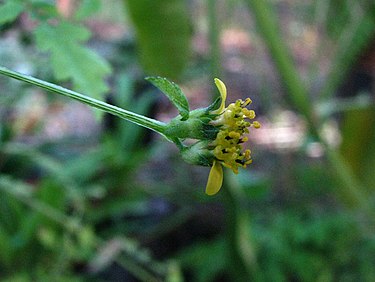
[243,0,373,215]
[0,66,167,138]
[222,173,257,281]
[208,0,222,80]
[324,147,372,211]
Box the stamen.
[252,121,261,128]
[243,98,252,106]
[210,93,259,173]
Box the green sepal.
[187,97,221,118]
[165,105,219,140]
[146,76,190,120]
[205,96,221,113]
[181,141,214,167]
[165,116,218,140]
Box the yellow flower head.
[206,78,260,195]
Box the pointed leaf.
[34,21,111,102]
[146,76,189,120]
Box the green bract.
[0,67,260,195]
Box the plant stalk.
[222,175,257,281]
[0,66,168,138]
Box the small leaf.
[146,76,189,120]
[33,21,111,102]
[0,0,24,25]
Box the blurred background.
[0,0,375,281]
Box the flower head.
[154,76,259,196]
[205,78,260,195]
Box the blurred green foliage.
[124,0,191,80]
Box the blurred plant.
[123,0,192,80]
[244,0,375,213]
[1,0,375,281]
[176,211,375,282]
[253,212,375,282]
[0,0,110,101]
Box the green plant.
[123,0,192,80]
[0,0,110,101]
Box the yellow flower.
[205,78,260,195]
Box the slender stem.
[222,173,257,281]
[324,148,370,208]
[0,66,167,137]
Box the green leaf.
[0,0,24,25]
[75,0,101,20]
[146,76,189,120]
[33,21,111,101]
[124,0,191,80]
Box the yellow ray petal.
[212,78,227,114]
[205,160,223,195]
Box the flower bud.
[165,113,218,140]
